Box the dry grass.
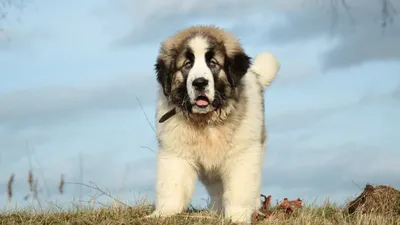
[348,184,400,216]
[1,201,400,225]
[3,170,400,224]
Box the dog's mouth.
[194,95,211,108]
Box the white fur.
[186,36,215,105]
[251,52,280,88]
[149,51,280,224]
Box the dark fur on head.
[155,26,251,123]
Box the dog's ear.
[155,57,172,96]
[224,52,251,87]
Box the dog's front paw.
[145,209,180,219]
[145,210,163,219]
[225,206,253,224]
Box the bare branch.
[136,97,156,133]
[79,152,83,204]
[0,0,28,22]
[381,0,397,28]
[314,0,397,34]
[329,0,356,34]
[339,0,355,26]
[140,145,157,153]
[65,181,131,208]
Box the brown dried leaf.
[279,197,303,214]
[252,194,303,222]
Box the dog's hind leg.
[203,178,224,213]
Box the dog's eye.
[209,59,218,69]
[183,61,192,70]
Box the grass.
[1,200,400,225]
[3,170,400,224]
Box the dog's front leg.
[222,148,264,224]
[148,150,197,218]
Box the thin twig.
[65,181,130,208]
[79,153,83,204]
[48,201,64,211]
[31,144,51,198]
[177,214,216,219]
[80,198,110,208]
[136,97,156,133]
[140,145,157,153]
[339,0,355,26]
[381,0,396,28]
[352,180,362,189]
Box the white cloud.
[265,0,400,69]
[108,0,400,70]
[0,73,158,131]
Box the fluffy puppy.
[148,25,280,223]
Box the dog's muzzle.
[191,77,213,114]
[192,77,210,108]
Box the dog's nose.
[192,77,209,90]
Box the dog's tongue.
[196,99,209,106]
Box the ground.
[1,199,400,225]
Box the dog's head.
[155,25,251,122]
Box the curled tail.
[250,52,280,89]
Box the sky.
[0,0,399,210]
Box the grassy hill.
[2,172,400,224]
[1,199,400,225]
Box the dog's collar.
[158,108,177,123]
[158,104,219,123]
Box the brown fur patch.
[158,25,245,65]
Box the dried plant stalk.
[59,174,65,194]
[7,173,15,201]
[28,169,34,192]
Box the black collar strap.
[158,108,177,123]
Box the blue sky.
[0,0,399,210]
